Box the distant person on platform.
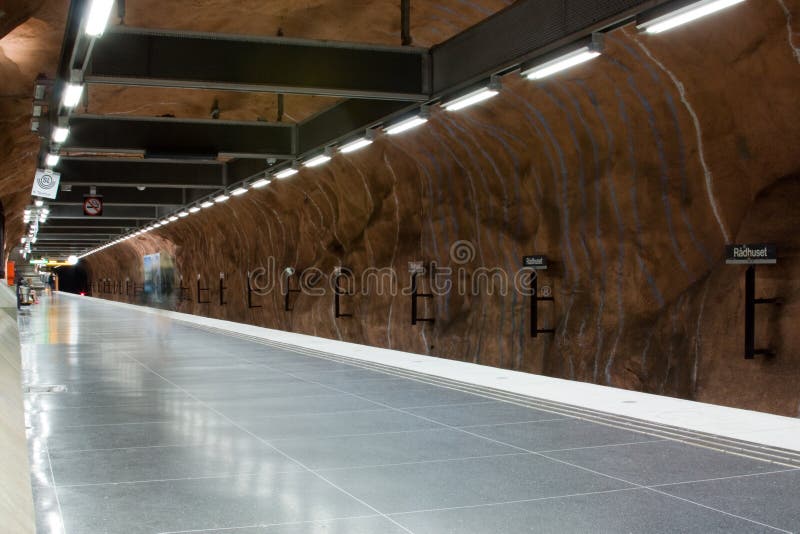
[16,276,28,310]
[48,273,56,294]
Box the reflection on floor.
[21,296,800,533]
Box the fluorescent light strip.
[168,216,178,222]
[639,0,746,33]
[304,154,331,168]
[189,206,201,213]
[85,0,115,36]
[231,187,248,196]
[522,47,600,80]
[339,137,373,154]
[62,83,84,108]
[45,153,60,167]
[178,211,189,218]
[200,200,214,208]
[251,178,270,188]
[275,168,298,179]
[443,87,499,111]
[52,127,69,143]
[214,193,230,203]
[386,116,427,135]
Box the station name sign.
[522,255,548,269]
[725,244,776,265]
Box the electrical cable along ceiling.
[27,0,751,260]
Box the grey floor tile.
[179,516,409,534]
[276,427,516,470]
[50,442,302,485]
[32,484,63,534]
[241,408,440,441]
[290,367,402,384]
[407,400,564,427]
[467,418,655,452]
[322,453,631,513]
[212,393,381,421]
[39,417,244,452]
[25,388,191,410]
[187,381,336,402]
[657,469,800,532]
[57,471,372,534]
[546,440,782,486]
[392,487,777,534]
[27,398,213,430]
[356,384,490,409]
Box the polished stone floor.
[20,296,800,533]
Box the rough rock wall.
[0,1,65,264]
[4,1,800,415]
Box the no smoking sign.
[83,196,103,216]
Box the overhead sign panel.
[522,255,548,269]
[83,196,104,216]
[32,169,61,199]
[725,244,777,264]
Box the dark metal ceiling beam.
[297,99,415,154]
[56,158,225,189]
[430,0,668,96]
[63,115,294,159]
[44,218,142,229]
[38,227,122,236]
[87,27,430,101]
[48,205,163,219]
[36,235,113,241]
[50,187,191,207]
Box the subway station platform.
[20,294,800,533]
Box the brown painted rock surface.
[3,1,800,416]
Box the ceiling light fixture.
[443,77,502,111]
[521,34,604,80]
[231,186,248,196]
[214,193,230,203]
[304,149,333,168]
[200,200,214,208]
[636,0,746,33]
[52,127,69,143]
[177,210,189,217]
[250,177,270,188]
[385,109,430,135]
[189,206,201,213]
[339,130,377,154]
[62,83,84,108]
[85,0,115,36]
[45,153,60,167]
[274,167,299,179]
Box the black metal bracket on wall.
[410,267,434,325]
[196,275,210,304]
[219,273,227,306]
[125,279,131,297]
[133,282,143,297]
[178,276,190,302]
[530,272,555,337]
[283,270,302,312]
[246,271,262,309]
[333,268,353,319]
[744,265,779,359]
